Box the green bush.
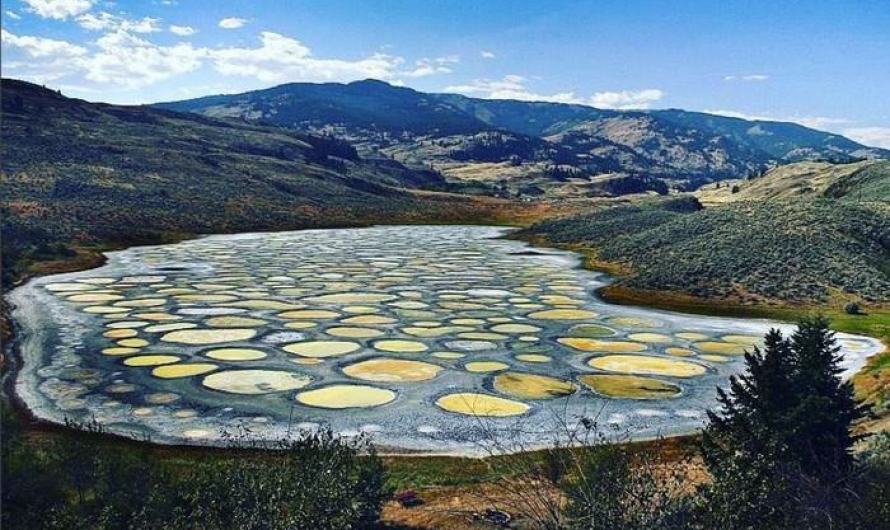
[139,430,389,530]
[1,405,390,530]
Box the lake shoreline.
[3,224,886,454]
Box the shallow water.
[8,226,883,455]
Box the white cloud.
[405,55,458,78]
[445,75,665,109]
[793,117,851,130]
[705,109,851,131]
[705,109,775,121]
[169,24,196,36]
[1,28,87,83]
[445,75,582,104]
[480,50,495,59]
[724,74,769,82]
[842,127,890,149]
[22,0,93,20]
[5,10,22,20]
[589,89,665,110]
[218,17,247,29]
[4,27,208,88]
[1,28,87,58]
[82,30,206,87]
[77,12,162,33]
[4,27,453,93]
[210,31,430,83]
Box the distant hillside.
[695,160,890,206]
[647,109,875,161]
[156,79,888,195]
[0,79,533,287]
[518,163,890,305]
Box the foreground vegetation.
[1,412,390,530]
[4,319,889,529]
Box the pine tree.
[786,316,861,482]
[702,328,796,468]
[699,317,864,529]
[700,328,799,528]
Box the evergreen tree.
[703,329,796,465]
[786,316,861,482]
[700,328,799,528]
[699,317,863,529]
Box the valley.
[2,76,889,530]
[4,77,889,427]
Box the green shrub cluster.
[1,410,389,530]
[521,197,890,303]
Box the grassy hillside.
[829,161,890,203]
[519,195,890,304]
[695,159,890,206]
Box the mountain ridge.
[154,79,887,196]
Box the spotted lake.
[8,226,883,455]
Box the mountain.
[648,109,875,160]
[157,79,487,136]
[156,80,888,196]
[0,79,531,287]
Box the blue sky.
[3,0,889,147]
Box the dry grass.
[381,482,556,529]
[694,160,876,207]
[381,436,706,529]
